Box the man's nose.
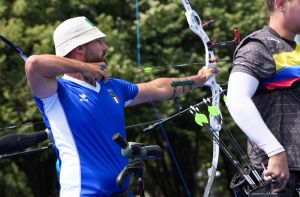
[103,43,109,51]
[100,42,108,52]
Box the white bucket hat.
[53,16,106,57]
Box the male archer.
[25,16,216,196]
[227,0,300,194]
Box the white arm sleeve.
[226,72,285,157]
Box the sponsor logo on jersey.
[79,93,89,102]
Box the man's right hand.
[263,151,290,193]
[83,62,109,83]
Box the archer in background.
[24,16,217,197]
[227,0,300,195]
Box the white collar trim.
[62,75,101,92]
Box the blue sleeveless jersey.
[34,75,138,196]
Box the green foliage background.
[0,0,268,196]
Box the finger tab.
[99,64,107,70]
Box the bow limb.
[204,83,222,197]
[182,1,222,196]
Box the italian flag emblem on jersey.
[107,88,119,104]
[112,95,119,104]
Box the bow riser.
[207,82,222,131]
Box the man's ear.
[274,0,287,10]
[74,45,86,55]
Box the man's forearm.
[25,54,87,78]
[132,74,209,105]
[226,72,285,156]
[152,74,208,98]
